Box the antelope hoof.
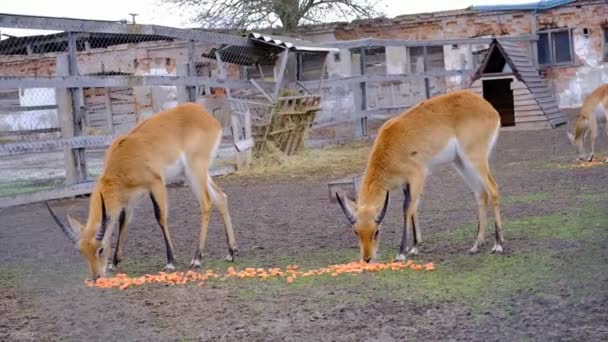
[189,259,202,269]
[225,254,235,262]
[163,263,175,271]
[408,247,419,256]
[469,244,480,254]
[491,244,503,254]
[395,254,406,262]
[588,155,595,162]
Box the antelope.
[567,83,608,162]
[336,90,504,262]
[46,102,237,280]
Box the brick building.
[301,0,608,109]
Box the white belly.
[428,138,459,168]
[163,153,187,182]
[593,103,606,123]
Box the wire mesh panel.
[0,18,258,207]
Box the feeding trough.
[205,32,335,156]
[327,174,362,203]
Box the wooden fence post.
[356,47,368,137]
[176,64,190,104]
[56,47,87,185]
[187,40,197,102]
[423,46,431,99]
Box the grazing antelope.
[567,83,608,161]
[336,90,504,262]
[46,102,237,280]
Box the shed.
[469,39,566,129]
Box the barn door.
[482,79,515,127]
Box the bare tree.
[163,0,383,32]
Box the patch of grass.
[438,207,608,244]
[576,192,608,202]
[503,192,549,204]
[230,141,371,181]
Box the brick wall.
[304,0,608,109]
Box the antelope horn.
[45,202,80,244]
[95,193,109,241]
[374,191,390,224]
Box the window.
[297,52,326,81]
[604,27,608,61]
[537,29,573,66]
[408,46,445,73]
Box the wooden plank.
[273,49,290,100]
[0,127,60,136]
[0,105,58,112]
[328,174,362,203]
[515,110,545,117]
[516,116,547,123]
[112,114,136,124]
[514,121,551,130]
[0,75,273,90]
[110,103,135,114]
[515,104,543,111]
[0,182,95,208]
[514,99,540,107]
[55,54,78,185]
[103,87,113,132]
[0,13,250,46]
[327,34,537,49]
[0,162,235,208]
[0,135,115,156]
[514,93,536,101]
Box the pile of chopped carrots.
[572,159,607,168]
[85,260,435,290]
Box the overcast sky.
[1,0,534,37]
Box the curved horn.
[374,191,390,224]
[45,202,80,244]
[336,192,357,225]
[95,193,109,241]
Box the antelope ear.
[67,214,85,235]
[336,191,357,225]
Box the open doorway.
[482,79,515,127]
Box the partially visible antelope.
[46,102,237,280]
[567,83,608,161]
[336,90,504,262]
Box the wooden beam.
[273,49,290,100]
[249,79,275,103]
[186,40,197,102]
[67,32,87,184]
[0,13,250,46]
[326,35,538,49]
[0,104,58,113]
[0,75,274,89]
[0,127,60,136]
[0,134,114,156]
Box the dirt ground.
[1,126,607,341]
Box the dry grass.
[231,140,372,181]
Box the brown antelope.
[567,83,608,161]
[46,102,237,280]
[336,90,504,262]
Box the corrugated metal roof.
[471,39,566,128]
[472,0,575,12]
[248,32,338,53]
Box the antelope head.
[45,193,111,280]
[336,191,389,263]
